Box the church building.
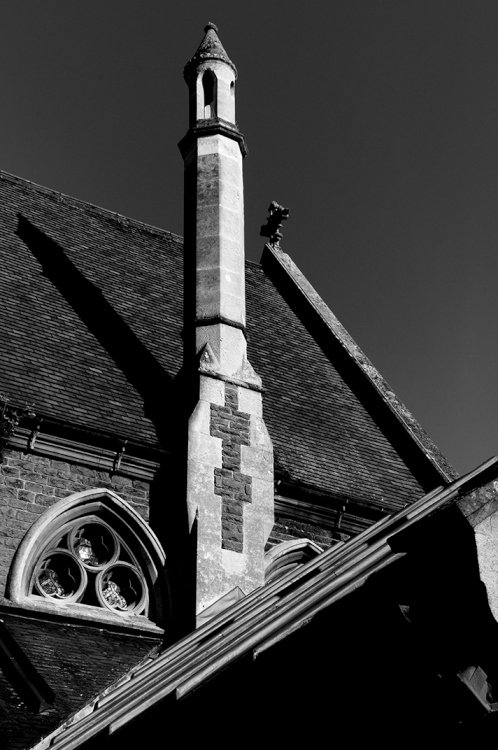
[1,24,498,746]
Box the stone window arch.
[264,538,323,585]
[7,489,169,629]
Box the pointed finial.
[184,22,237,80]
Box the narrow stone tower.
[179,23,274,622]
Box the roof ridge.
[0,170,183,241]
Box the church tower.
[179,24,274,622]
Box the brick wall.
[210,383,252,553]
[0,448,150,599]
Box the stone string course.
[0,448,150,598]
[210,384,252,553]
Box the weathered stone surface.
[187,379,273,617]
[195,324,248,378]
[199,374,225,405]
[237,387,262,417]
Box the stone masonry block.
[6,497,29,511]
[199,374,225,405]
[197,133,241,160]
[249,416,273,448]
[0,488,16,501]
[5,478,24,489]
[24,482,45,494]
[35,494,55,507]
[240,445,273,481]
[188,430,222,468]
[15,508,43,522]
[22,471,47,483]
[222,457,240,471]
[237,387,263,418]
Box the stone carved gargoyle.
[260,201,290,248]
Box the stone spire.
[184,22,237,79]
[180,25,274,624]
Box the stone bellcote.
[184,21,238,126]
[180,24,274,623]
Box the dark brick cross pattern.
[210,384,252,553]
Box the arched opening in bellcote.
[202,70,217,119]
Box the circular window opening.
[70,522,118,569]
[34,550,86,602]
[97,563,146,614]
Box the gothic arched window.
[8,489,169,629]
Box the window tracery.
[33,517,148,615]
[8,489,169,628]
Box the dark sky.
[1,2,497,474]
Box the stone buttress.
[179,24,274,620]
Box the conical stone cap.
[184,22,237,80]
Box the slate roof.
[30,457,498,750]
[0,609,161,750]
[0,170,452,514]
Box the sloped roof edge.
[31,457,498,750]
[261,243,457,483]
[0,170,183,242]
